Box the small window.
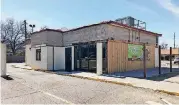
[36,49,41,61]
[156,36,159,45]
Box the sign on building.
[128,44,143,60]
[128,44,150,61]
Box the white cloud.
[157,0,179,17]
[126,0,158,16]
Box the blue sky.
[1,0,179,47]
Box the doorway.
[74,43,97,73]
[65,47,72,72]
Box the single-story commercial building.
[26,17,162,74]
[161,48,179,60]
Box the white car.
[174,57,179,64]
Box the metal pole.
[143,44,146,78]
[24,20,27,40]
[53,46,54,71]
[24,20,27,64]
[32,27,33,33]
[170,47,172,72]
[88,44,90,72]
[79,45,82,70]
[159,46,161,74]
[174,32,175,49]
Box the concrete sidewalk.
[11,63,179,96]
[11,63,33,70]
[58,72,179,95]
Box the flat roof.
[31,29,63,35]
[31,21,162,37]
[64,21,162,37]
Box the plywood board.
[107,40,155,73]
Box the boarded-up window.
[36,49,41,61]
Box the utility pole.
[143,44,146,78]
[24,20,27,64]
[24,20,27,41]
[174,32,176,49]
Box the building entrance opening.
[74,43,97,73]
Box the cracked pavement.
[1,63,179,104]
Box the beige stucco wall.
[107,25,157,44]
[31,31,48,46]
[31,31,63,46]
[63,24,157,46]
[107,25,130,41]
[63,24,110,46]
[46,31,63,46]
[140,32,156,44]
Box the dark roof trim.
[31,21,162,37]
[31,28,63,35]
[64,21,162,37]
[108,21,162,37]
[63,21,108,33]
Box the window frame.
[36,49,41,61]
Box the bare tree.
[1,18,25,55]
[40,26,48,30]
[160,42,168,49]
[60,27,68,31]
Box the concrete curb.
[11,65,179,96]
[62,74,133,86]
[11,65,57,74]
[156,90,179,96]
[61,74,179,96]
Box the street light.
[29,24,35,33]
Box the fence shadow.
[147,68,179,81]
[103,68,179,80]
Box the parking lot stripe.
[40,90,74,104]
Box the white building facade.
[26,21,161,74]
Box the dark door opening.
[74,43,96,73]
[74,42,107,73]
[65,47,72,72]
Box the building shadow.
[53,68,179,82]
[103,68,179,80]
[147,68,179,81]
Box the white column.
[155,48,159,67]
[71,46,74,70]
[97,42,103,75]
[1,43,7,76]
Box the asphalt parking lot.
[1,63,179,104]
